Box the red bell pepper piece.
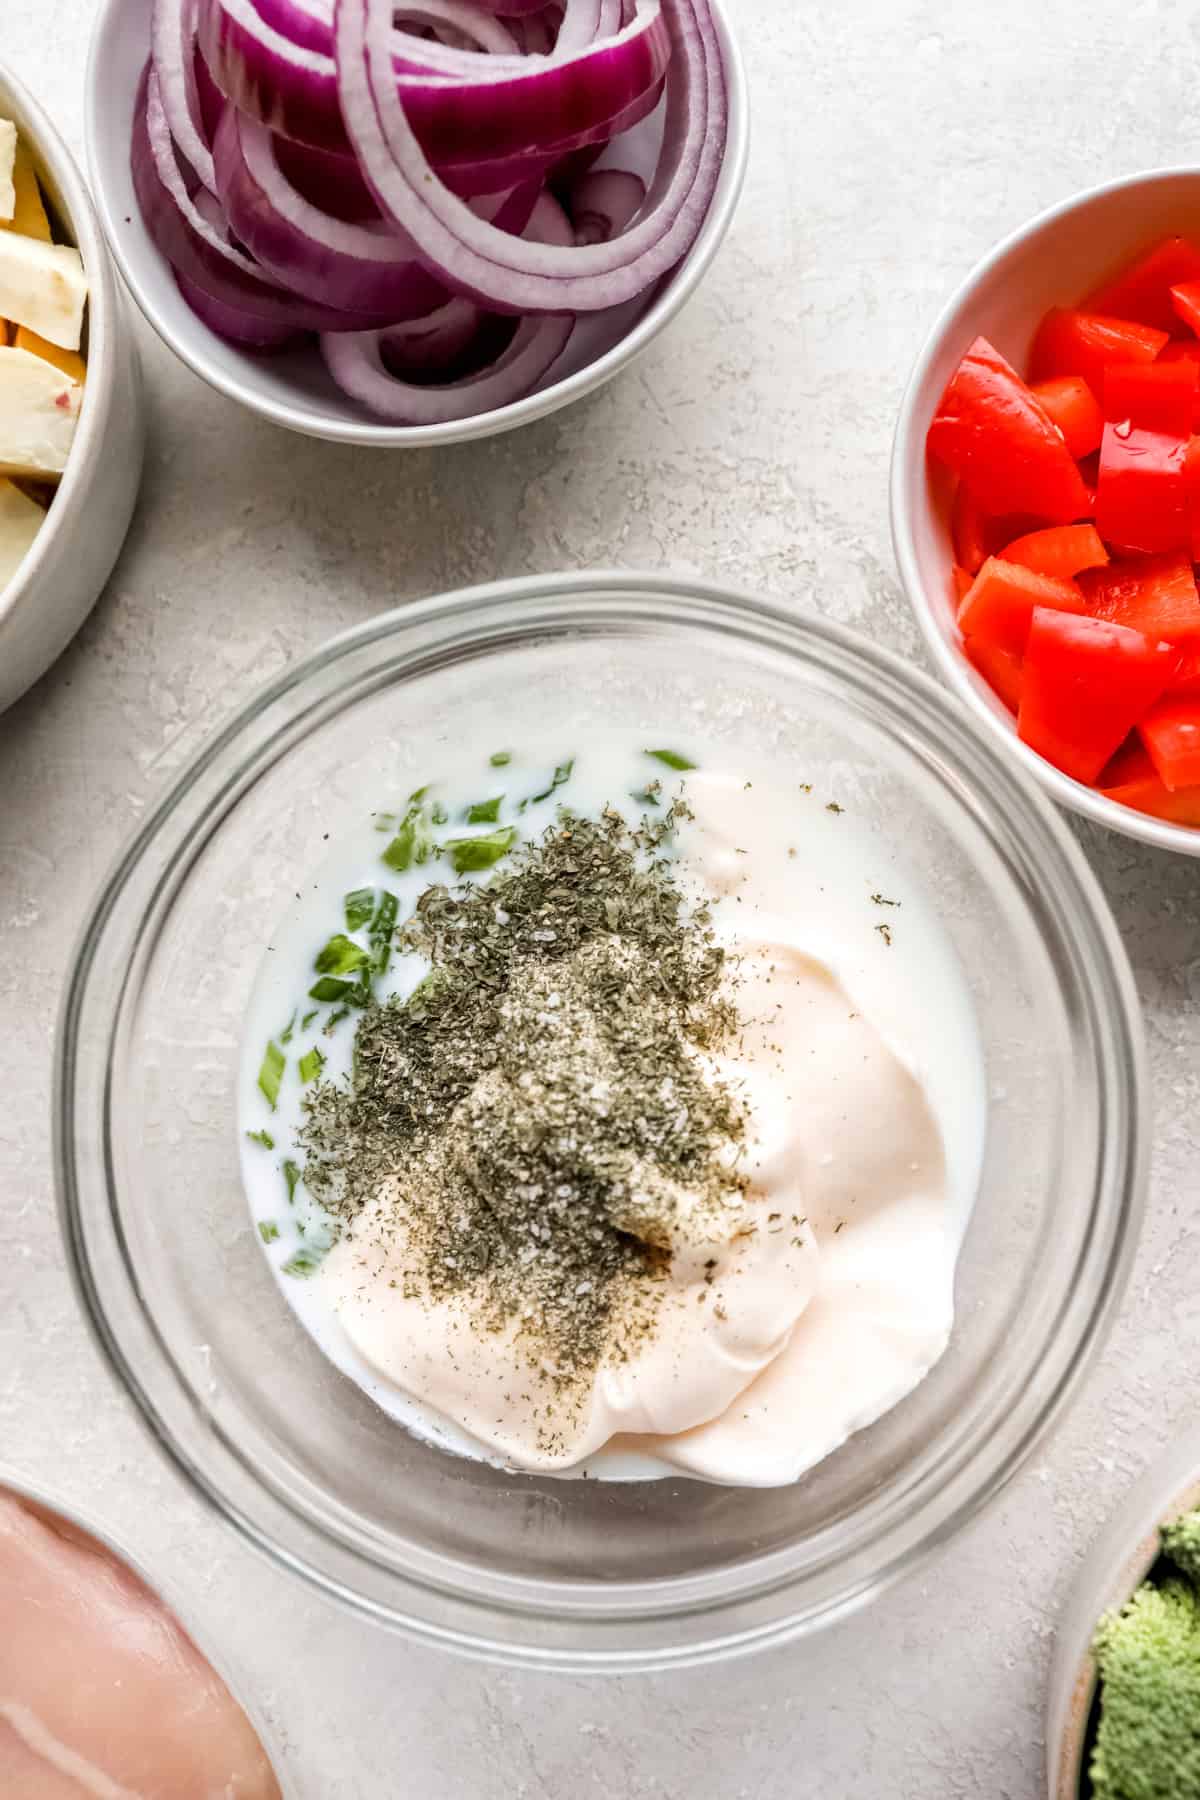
[928,337,1092,524]
[1138,694,1200,790]
[1030,309,1169,398]
[1169,644,1200,694]
[1098,738,1200,825]
[1094,419,1189,555]
[952,564,973,600]
[1104,359,1199,436]
[999,523,1109,579]
[1170,283,1200,341]
[1030,375,1104,459]
[1018,609,1179,784]
[965,636,1023,714]
[1085,238,1200,333]
[957,557,1085,655]
[1079,550,1200,643]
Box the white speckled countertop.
[3,3,1198,1794]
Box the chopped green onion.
[301,1008,319,1030]
[408,785,429,802]
[314,933,369,977]
[278,1009,297,1046]
[464,795,503,824]
[519,758,574,812]
[489,750,512,767]
[246,1128,275,1150]
[431,800,448,825]
[309,975,356,1002]
[283,1159,302,1205]
[370,890,399,975]
[644,749,696,771]
[257,1220,280,1244]
[299,1046,326,1084]
[326,1004,352,1032]
[381,809,433,872]
[282,1245,327,1279]
[257,1041,285,1110]
[344,887,375,932]
[445,826,519,873]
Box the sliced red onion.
[508,7,561,53]
[194,43,227,139]
[566,166,644,242]
[337,0,724,313]
[378,297,481,373]
[199,0,670,162]
[174,267,309,345]
[152,0,218,191]
[393,1,517,52]
[320,193,574,419]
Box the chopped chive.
[278,1009,297,1046]
[370,890,399,975]
[309,975,356,1003]
[314,933,370,977]
[344,887,375,932]
[644,749,696,771]
[283,1159,302,1204]
[281,1245,327,1278]
[246,1128,275,1150]
[464,795,503,824]
[489,750,512,767]
[299,1045,326,1084]
[258,1220,280,1244]
[325,1005,352,1032]
[519,757,574,812]
[301,1007,319,1029]
[257,1041,285,1110]
[408,785,429,802]
[444,826,519,874]
[430,800,448,825]
[381,806,435,872]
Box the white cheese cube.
[0,231,87,350]
[0,476,45,593]
[0,346,82,478]
[0,120,16,222]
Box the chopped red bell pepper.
[928,337,1092,524]
[1094,419,1189,555]
[1097,738,1200,824]
[1085,238,1200,333]
[952,564,973,600]
[951,484,1007,574]
[1030,309,1169,398]
[957,557,1085,655]
[1138,694,1200,790]
[1079,550,1200,642]
[1030,375,1104,459]
[1018,609,1179,784]
[1103,359,1199,436]
[965,636,1023,714]
[999,523,1109,579]
[1170,283,1200,341]
[1169,644,1200,694]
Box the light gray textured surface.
[2,4,1198,1796]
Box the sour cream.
[238,737,985,1488]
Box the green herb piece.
[309,975,356,1003]
[519,758,574,812]
[370,889,399,975]
[314,933,369,977]
[278,1010,297,1046]
[431,800,449,825]
[344,887,375,932]
[257,1041,285,1110]
[408,785,429,803]
[632,787,661,808]
[246,1128,275,1150]
[381,797,437,872]
[444,826,519,873]
[282,1245,327,1279]
[325,1005,352,1032]
[258,1220,280,1244]
[644,749,696,771]
[299,1045,326,1084]
[283,1159,302,1205]
[489,750,512,767]
[464,795,504,824]
[301,1008,319,1030]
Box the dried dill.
[300,804,748,1397]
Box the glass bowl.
[56,571,1147,1671]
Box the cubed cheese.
[0,345,82,478]
[0,476,45,593]
[0,121,15,224]
[14,324,85,384]
[1,144,51,242]
[0,232,87,351]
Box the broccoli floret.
[1164,1510,1200,1589]
[1090,1579,1200,1799]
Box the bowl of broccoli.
[1049,1437,1200,1799]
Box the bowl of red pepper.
[891,168,1200,852]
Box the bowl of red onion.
[85,0,746,445]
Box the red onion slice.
[152,0,218,191]
[320,193,574,419]
[566,166,644,242]
[174,268,309,345]
[378,297,482,373]
[337,0,724,313]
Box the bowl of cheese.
[0,61,143,715]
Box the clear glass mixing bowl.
[55,572,1146,1671]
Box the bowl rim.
[83,0,749,448]
[889,163,1200,858]
[0,1461,296,1796]
[0,62,123,633]
[54,570,1149,1669]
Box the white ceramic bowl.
[84,0,748,447]
[891,169,1200,856]
[1046,1423,1200,1799]
[0,64,144,715]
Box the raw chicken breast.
[0,1492,281,1798]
